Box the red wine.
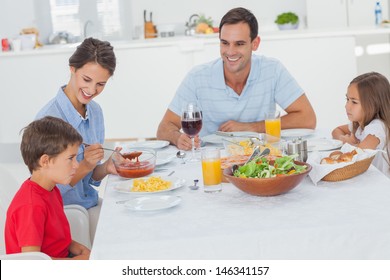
[181,119,202,136]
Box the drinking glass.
[181,103,203,162]
[201,147,222,193]
[265,110,281,143]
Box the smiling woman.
[35,37,117,244]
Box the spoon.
[189,179,199,190]
[176,150,186,164]
[122,151,142,160]
[83,142,117,152]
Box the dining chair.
[0,166,19,256]
[0,251,51,260]
[64,204,92,249]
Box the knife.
[215,131,260,138]
[215,131,235,137]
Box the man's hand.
[177,134,201,151]
[218,120,262,133]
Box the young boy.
[5,116,90,259]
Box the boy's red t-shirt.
[5,179,72,258]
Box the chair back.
[64,204,92,249]
[0,166,20,255]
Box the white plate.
[114,176,186,194]
[307,138,343,152]
[124,195,181,211]
[202,131,262,144]
[156,152,176,166]
[281,129,315,139]
[127,140,169,149]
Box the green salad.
[233,155,307,178]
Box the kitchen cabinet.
[306,0,389,28]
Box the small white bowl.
[277,23,299,31]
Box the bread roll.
[337,152,354,162]
[320,157,337,164]
[321,149,357,164]
[329,151,342,160]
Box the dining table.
[90,133,390,260]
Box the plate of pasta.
[114,175,186,194]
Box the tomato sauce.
[116,164,154,178]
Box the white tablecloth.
[90,144,390,260]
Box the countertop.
[2,26,390,57]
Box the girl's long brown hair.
[350,72,390,167]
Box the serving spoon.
[232,147,271,174]
[245,147,270,164]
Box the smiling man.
[157,7,316,150]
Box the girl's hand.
[339,134,359,145]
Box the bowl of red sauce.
[112,149,156,178]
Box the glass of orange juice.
[265,110,281,142]
[201,147,222,193]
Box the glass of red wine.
[181,103,203,162]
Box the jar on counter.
[2,38,10,52]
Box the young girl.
[332,72,390,177]
[36,38,117,242]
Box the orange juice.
[265,118,281,140]
[201,159,222,185]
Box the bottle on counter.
[375,1,382,26]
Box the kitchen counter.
[2,26,390,57]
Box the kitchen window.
[49,0,121,39]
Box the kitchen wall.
[0,0,307,43]
[0,0,35,39]
[130,0,307,36]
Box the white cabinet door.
[348,0,388,27]
[306,0,348,28]
[306,0,389,28]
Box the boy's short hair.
[21,116,83,173]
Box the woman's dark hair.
[21,116,83,173]
[219,7,258,41]
[69,37,116,76]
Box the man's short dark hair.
[219,7,258,41]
